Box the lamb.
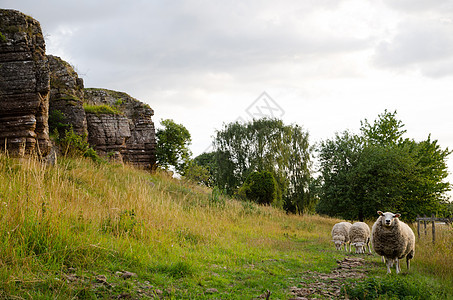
[349,222,371,254]
[331,222,352,251]
[371,211,415,274]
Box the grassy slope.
[0,154,452,299]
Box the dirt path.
[288,256,369,299]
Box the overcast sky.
[3,0,453,188]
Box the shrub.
[48,109,70,137]
[57,128,101,162]
[238,171,279,205]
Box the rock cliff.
[0,9,51,157]
[47,57,156,169]
[84,88,156,169]
[48,55,87,136]
[0,9,156,169]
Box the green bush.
[48,109,70,137]
[57,128,101,162]
[238,171,279,205]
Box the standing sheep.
[331,222,352,251]
[349,222,371,254]
[371,211,415,274]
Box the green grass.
[0,153,452,299]
[83,103,123,115]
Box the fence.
[416,214,453,244]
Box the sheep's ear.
[395,213,401,218]
[377,211,383,216]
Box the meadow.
[0,153,452,299]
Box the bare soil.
[288,256,370,299]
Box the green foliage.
[193,152,218,186]
[83,104,123,115]
[0,32,6,43]
[360,109,407,145]
[48,109,70,137]
[316,110,451,221]
[343,275,448,299]
[156,119,192,173]
[56,128,101,162]
[183,160,211,186]
[239,171,279,205]
[209,186,226,207]
[213,118,313,212]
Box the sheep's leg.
[395,258,400,274]
[385,258,393,274]
[406,256,411,271]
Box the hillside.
[0,154,452,299]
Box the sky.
[2,0,453,190]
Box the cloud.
[373,19,453,77]
[382,0,453,13]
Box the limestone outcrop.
[0,9,156,169]
[48,55,87,136]
[84,88,156,169]
[0,9,51,157]
[85,112,131,162]
[47,56,156,169]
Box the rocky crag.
[0,9,51,157]
[84,88,156,168]
[0,9,156,169]
[48,55,87,137]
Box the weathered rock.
[48,55,87,136]
[84,88,156,169]
[85,112,131,162]
[0,9,51,157]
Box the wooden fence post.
[424,215,427,236]
[417,215,420,239]
[432,214,436,244]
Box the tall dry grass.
[0,153,340,285]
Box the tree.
[155,119,192,173]
[213,118,313,211]
[238,171,279,205]
[193,152,218,186]
[316,110,451,221]
[182,159,211,186]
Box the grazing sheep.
[349,222,371,254]
[371,211,415,274]
[331,222,352,251]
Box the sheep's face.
[377,211,401,227]
[333,240,343,250]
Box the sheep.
[331,222,352,251]
[371,211,415,274]
[349,222,371,254]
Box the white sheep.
[331,222,352,251]
[371,211,415,274]
[349,222,371,254]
